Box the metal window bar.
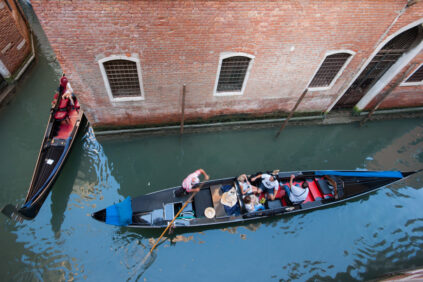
[405,65,423,83]
[217,56,251,92]
[0,74,7,91]
[309,53,351,88]
[349,26,420,90]
[103,60,141,97]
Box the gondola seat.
[54,110,68,122]
[71,98,80,111]
[307,179,323,200]
[316,177,334,199]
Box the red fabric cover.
[59,98,69,109]
[275,183,286,199]
[308,180,323,200]
[73,98,80,109]
[54,111,68,120]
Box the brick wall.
[0,0,31,77]
[30,0,423,127]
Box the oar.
[149,184,203,254]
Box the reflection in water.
[368,124,423,171]
[50,125,87,237]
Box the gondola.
[1,76,85,221]
[92,170,418,229]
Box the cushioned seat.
[54,110,68,121]
[307,179,323,200]
[316,177,334,199]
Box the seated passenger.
[243,195,264,212]
[284,174,309,205]
[250,173,279,201]
[237,174,258,196]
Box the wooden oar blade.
[1,204,18,219]
[1,204,24,222]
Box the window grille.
[4,0,12,11]
[309,53,352,88]
[217,56,251,92]
[405,65,423,83]
[103,59,141,97]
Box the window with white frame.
[309,52,354,90]
[99,56,145,102]
[402,64,423,85]
[214,53,254,96]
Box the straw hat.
[221,187,237,207]
[204,207,216,219]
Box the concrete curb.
[94,107,423,137]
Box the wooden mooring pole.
[180,84,186,135]
[275,88,308,138]
[360,63,417,127]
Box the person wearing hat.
[52,75,75,108]
[175,169,209,197]
[250,173,279,201]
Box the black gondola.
[92,170,418,229]
[1,77,85,221]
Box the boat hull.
[93,170,415,230]
[2,104,86,221]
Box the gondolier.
[175,169,209,197]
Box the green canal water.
[1,4,423,281]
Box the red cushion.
[54,111,68,120]
[308,180,323,200]
[59,98,69,109]
[73,99,80,109]
[275,184,286,199]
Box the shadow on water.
[50,123,89,236]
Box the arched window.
[402,64,423,86]
[308,51,354,90]
[214,52,254,96]
[99,56,145,102]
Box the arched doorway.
[334,25,423,109]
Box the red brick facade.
[0,0,31,78]
[31,0,423,128]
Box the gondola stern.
[92,196,133,226]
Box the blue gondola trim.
[315,170,403,178]
[105,196,133,226]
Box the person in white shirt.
[237,174,258,196]
[250,173,279,200]
[243,195,264,212]
[284,174,309,204]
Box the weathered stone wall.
[0,0,31,78]
[30,0,423,128]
